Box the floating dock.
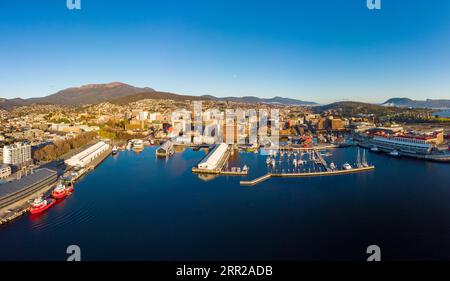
[240,166,375,186]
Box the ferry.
[132,139,144,150]
[30,197,56,214]
[342,163,352,170]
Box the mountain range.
[0,82,317,109]
[382,98,450,109]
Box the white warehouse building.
[65,141,109,168]
[197,143,229,171]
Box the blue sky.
[1,0,450,104]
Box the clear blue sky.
[1,0,450,104]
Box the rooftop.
[0,168,57,199]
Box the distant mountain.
[202,95,317,106]
[382,98,450,109]
[315,101,413,116]
[0,82,317,109]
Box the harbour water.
[434,109,450,118]
[0,146,449,260]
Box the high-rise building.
[3,142,32,167]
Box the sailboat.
[356,149,362,168]
[362,149,368,167]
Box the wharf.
[240,166,375,186]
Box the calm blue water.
[0,146,449,261]
[435,110,450,117]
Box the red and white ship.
[51,181,74,200]
[30,196,56,214]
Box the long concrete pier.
[240,166,375,186]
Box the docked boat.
[293,159,298,167]
[389,150,400,157]
[30,197,56,214]
[150,139,155,146]
[266,157,271,165]
[132,139,144,150]
[370,146,379,152]
[126,141,132,150]
[342,163,352,170]
[330,162,336,170]
[51,181,74,200]
[242,165,249,172]
[112,146,118,155]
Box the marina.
[0,145,449,260]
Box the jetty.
[240,166,375,186]
[192,143,249,176]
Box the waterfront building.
[197,143,229,170]
[3,142,32,167]
[372,136,433,155]
[65,141,109,168]
[155,140,174,157]
[0,164,11,179]
[0,168,57,209]
[137,111,149,121]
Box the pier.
[192,143,249,176]
[240,166,375,186]
[313,150,331,172]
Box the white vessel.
[389,150,400,157]
[342,163,352,170]
[132,139,144,150]
[370,146,379,152]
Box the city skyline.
[1,0,450,104]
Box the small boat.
[330,162,336,170]
[132,139,144,150]
[370,146,379,152]
[126,142,132,150]
[150,139,155,146]
[389,150,400,157]
[266,157,271,165]
[271,159,276,167]
[112,146,118,155]
[242,165,249,172]
[342,163,352,170]
[293,159,298,167]
[30,197,56,214]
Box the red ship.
[51,181,74,199]
[30,196,56,214]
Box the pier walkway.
[240,166,375,186]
